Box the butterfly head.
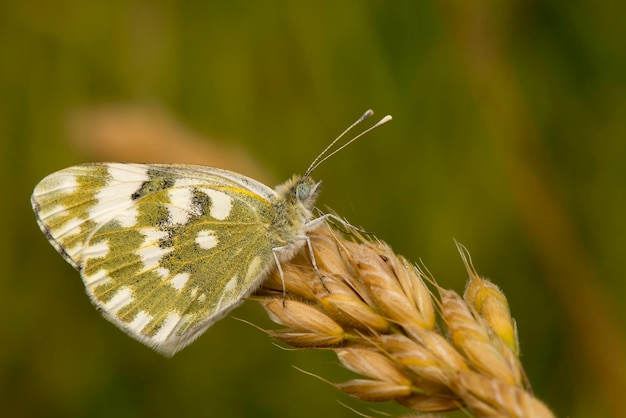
[275,175,321,212]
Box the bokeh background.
[2,1,625,417]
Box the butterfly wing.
[32,163,279,356]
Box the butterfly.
[31,110,391,356]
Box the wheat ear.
[255,224,554,417]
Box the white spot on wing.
[246,256,262,281]
[140,227,169,242]
[201,188,232,220]
[153,313,182,342]
[224,275,238,294]
[129,311,153,333]
[195,230,218,250]
[174,177,203,188]
[167,188,194,225]
[104,287,133,314]
[56,173,78,194]
[35,172,78,197]
[137,228,172,271]
[169,272,190,290]
[215,275,239,312]
[155,267,169,278]
[89,164,149,228]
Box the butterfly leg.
[300,233,329,292]
[307,212,371,235]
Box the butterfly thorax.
[268,175,321,261]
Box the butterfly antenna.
[304,110,392,178]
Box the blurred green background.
[2,1,625,417]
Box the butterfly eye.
[296,183,311,201]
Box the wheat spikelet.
[255,224,553,417]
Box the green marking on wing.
[32,165,111,267]
[81,168,277,343]
[33,162,313,355]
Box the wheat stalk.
[255,223,554,417]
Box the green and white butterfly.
[31,110,391,356]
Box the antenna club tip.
[374,115,392,127]
[360,109,374,121]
